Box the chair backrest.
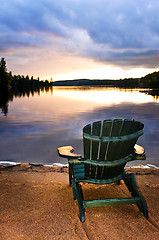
[83,119,144,180]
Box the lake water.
[0,86,159,167]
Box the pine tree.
[0,58,12,89]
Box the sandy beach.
[0,164,159,240]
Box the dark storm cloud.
[1,0,159,68]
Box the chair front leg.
[68,161,73,186]
[76,182,85,222]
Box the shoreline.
[0,160,159,170]
[1,162,159,178]
[0,163,159,239]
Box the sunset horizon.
[1,0,159,81]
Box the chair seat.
[73,162,125,184]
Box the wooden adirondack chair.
[58,119,148,222]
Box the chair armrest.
[134,144,146,160]
[57,146,82,159]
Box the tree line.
[140,71,159,88]
[0,58,52,115]
[53,74,159,88]
[0,58,52,92]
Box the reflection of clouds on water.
[0,121,49,136]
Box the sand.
[0,164,159,240]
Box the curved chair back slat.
[83,119,144,179]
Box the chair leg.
[69,161,73,186]
[72,178,77,200]
[76,182,85,222]
[123,173,148,219]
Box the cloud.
[1,0,159,74]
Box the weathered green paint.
[57,119,148,222]
[83,129,143,142]
[83,197,140,208]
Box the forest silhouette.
[0,58,53,115]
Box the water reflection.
[0,88,13,115]
[54,86,157,104]
[0,85,53,116]
[0,86,159,167]
[140,89,159,102]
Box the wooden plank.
[127,120,144,157]
[91,121,101,179]
[76,182,85,222]
[73,163,85,169]
[83,124,91,159]
[96,120,112,180]
[99,120,112,160]
[83,197,140,208]
[73,167,85,173]
[107,119,129,161]
[120,119,133,135]
[83,130,143,142]
[83,124,92,178]
[76,173,124,184]
[134,144,145,155]
[74,172,85,179]
[125,120,139,156]
[119,119,137,158]
[98,120,112,179]
[134,144,146,160]
[128,120,143,157]
[80,155,135,166]
[123,173,148,218]
[91,121,102,160]
[106,119,123,161]
[57,145,82,159]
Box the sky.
[1,0,159,81]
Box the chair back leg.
[123,173,148,218]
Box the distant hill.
[53,71,159,88]
[53,79,115,86]
[140,71,159,88]
[53,78,140,88]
